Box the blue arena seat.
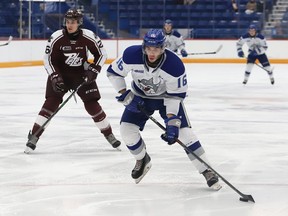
[0,0,272,39]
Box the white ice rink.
[0,63,288,216]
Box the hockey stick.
[138,105,255,203]
[245,56,274,73]
[181,44,223,56]
[0,36,13,47]
[32,81,86,137]
[254,62,274,74]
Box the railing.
[0,0,285,40]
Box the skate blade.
[210,182,222,191]
[24,146,33,154]
[114,147,121,151]
[134,162,152,184]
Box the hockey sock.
[84,100,112,136]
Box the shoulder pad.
[48,30,63,42]
[161,49,185,77]
[82,28,97,38]
[123,45,144,64]
[50,30,63,38]
[172,30,181,38]
[241,33,250,39]
[256,33,265,39]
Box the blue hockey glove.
[50,72,66,93]
[237,50,244,58]
[248,50,258,59]
[180,49,188,57]
[161,116,181,145]
[116,90,144,113]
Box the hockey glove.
[50,72,66,93]
[237,50,244,58]
[180,49,188,57]
[161,116,181,145]
[248,50,258,59]
[84,62,100,84]
[116,90,144,113]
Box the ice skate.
[105,134,121,150]
[24,131,38,154]
[270,77,275,85]
[132,153,152,184]
[202,169,222,190]
[242,79,248,85]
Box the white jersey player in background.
[237,24,274,85]
[163,19,188,57]
[106,29,221,190]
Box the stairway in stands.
[66,0,115,38]
[264,0,288,37]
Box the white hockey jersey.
[107,45,187,115]
[164,30,186,53]
[236,32,268,55]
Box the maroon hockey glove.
[50,72,66,93]
[84,62,100,84]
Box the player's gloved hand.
[248,50,258,59]
[116,90,144,113]
[237,50,244,58]
[84,62,100,84]
[180,49,188,57]
[161,116,181,145]
[50,72,66,93]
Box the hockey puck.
[239,197,249,202]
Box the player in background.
[237,24,274,85]
[163,19,188,57]
[24,8,121,153]
[106,29,221,190]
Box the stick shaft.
[139,106,254,202]
[244,56,273,73]
[186,44,222,55]
[33,82,85,137]
[254,62,273,73]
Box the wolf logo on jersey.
[138,77,161,94]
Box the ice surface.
[0,63,288,216]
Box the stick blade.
[0,36,13,47]
[215,44,223,53]
[240,194,255,203]
[8,35,13,43]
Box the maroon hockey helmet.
[64,8,83,26]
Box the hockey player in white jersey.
[106,29,221,190]
[237,24,274,85]
[163,19,188,57]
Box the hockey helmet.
[64,8,83,26]
[143,29,166,48]
[163,19,173,34]
[164,19,173,26]
[248,24,257,30]
[248,24,258,36]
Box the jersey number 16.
[178,74,187,88]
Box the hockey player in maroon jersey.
[24,8,120,153]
